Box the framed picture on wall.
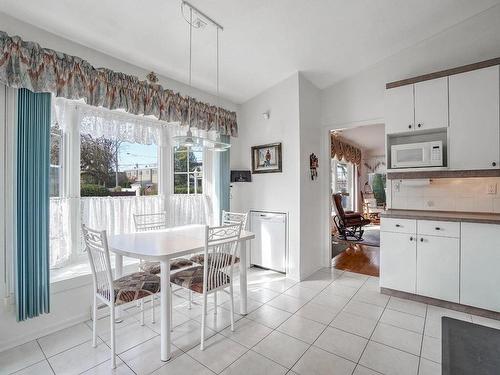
[251,143,282,174]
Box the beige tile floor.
[1,266,496,375]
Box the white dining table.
[107,224,255,362]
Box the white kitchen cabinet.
[385,84,415,134]
[461,223,500,311]
[414,77,449,131]
[417,235,459,302]
[380,231,417,293]
[449,66,500,170]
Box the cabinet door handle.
[409,236,414,241]
[408,124,412,129]
[492,162,497,167]
[417,123,422,128]
[420,237,424,242]
[435,227,441,231]
[395,224,401,227]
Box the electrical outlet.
[487,183,497,195]
[394,181,401,192]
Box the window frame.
[172,145,204,195]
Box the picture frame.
[251,143,282,174]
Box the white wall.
[230,73,301,279]
[0,13,240,351]
[321,4,500,128]
[297,75,324,279]
[231,73,327,280]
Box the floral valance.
[0,31,237,136]
[331,133,362,166]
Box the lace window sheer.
[49,98,215,269]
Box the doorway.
[329,124,386,277]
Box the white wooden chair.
[82,225,160,369]
[171,223,243,350]
[221,210,248,229]
[189,211,248,309]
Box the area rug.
[332,225,380,248]
[442,316,500,375]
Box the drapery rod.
[181,1,224,31]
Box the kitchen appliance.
[391,140,443,169]
[250,211,287,273]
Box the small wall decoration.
[310,153,319,180]
[251,143,282,174]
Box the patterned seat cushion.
[170,266,230,294]
[139,258,194,274]
[101,272,160,305]
[190,253,240,266]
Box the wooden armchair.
[332,193,371,241]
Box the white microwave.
[391,141,443,169]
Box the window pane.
[189,149,203,172]
[50,123,62,197]
[80,134,158,196]
[174,150,188,172]
[174,174,188,194]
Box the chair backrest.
[332,193,347,221]
[221,210,248,230]
[82,225,114,303]
[203,223,242,292]
[133,212,168,232]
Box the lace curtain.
[168,194,212,226]
[81,195,165,235]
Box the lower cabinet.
[417,235,459,303]
[461,223,500,312]
[380,231,416,293]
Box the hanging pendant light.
[173,1,230,151]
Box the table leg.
[239,240,248,315]
[160,260,171,361]
[115,254,124,321]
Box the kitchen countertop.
[381,209,500,224]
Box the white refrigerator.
[250,211,287,273]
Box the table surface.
[108,224,255,260]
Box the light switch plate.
[487,183,497,195]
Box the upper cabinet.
[385,78,448,135]
[449,66,500,170]
[414,77,449,131]
[385,84,415,134]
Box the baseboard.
[381,287,500,321]
[0,312,90,353]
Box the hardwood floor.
[331,244,380,277]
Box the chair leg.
[214,291,218,314]
[170,288,173,332]
[140,299,145,326]
[110,304,117,369]
[200,292,207,351]
[92,294,97,348]
[151,295,155,324]
[188,290,192,309]
[229,286,235,332]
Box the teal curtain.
[16,88,51,321]
[218,135,231,223]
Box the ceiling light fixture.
[174,1,230,151]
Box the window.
[331,158,354,211]
[80,135,158,196]
[49,122,62,197]
[173,145,203,194]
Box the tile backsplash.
[390,177,500,213]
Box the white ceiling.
[1,0,499,103]
[336,123,386,156]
